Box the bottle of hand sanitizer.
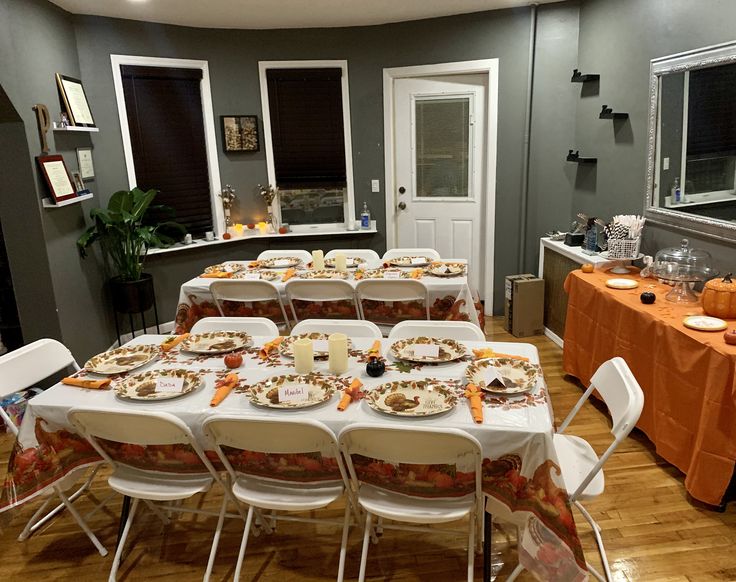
[671,177,681,205]
[360,201,371,229]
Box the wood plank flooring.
[1,317,734,581]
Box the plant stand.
[110,274,161,346]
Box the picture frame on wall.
[55,73,96,128]
[76,147,95,180]
[221,115,259,152]
[37,154,78,203]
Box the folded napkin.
[337,378,365,411]
[368,339,381,356]
[409,268,423,279]
[472,348,529,362]
[248,261,262,269]
[258,336,284,360]
[200,272,232,279]
[161,333,190,352]
[211,373,239,407]
[464,383,484,424]
[62,377,111,390]
[353,270,364,280]
[282,268,296,282]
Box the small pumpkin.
[581,263,594,273]
[702,273,736,319]
[725,329,736,346]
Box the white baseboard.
[544,327,564,348]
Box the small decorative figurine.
[257,183,279,232]
[218,185,237,232]
[640,291,656,304]
[366,356,385,377]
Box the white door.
[393,74,488,294]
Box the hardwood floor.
[1,317,734,581]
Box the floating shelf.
[599,105,629,120]
[571,69,600,83]
[42,192,94,208]
[566,150,597,164]
[52,123,99,133]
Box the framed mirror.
[645,41,736,242]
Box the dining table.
[173,258,484,333]
[0,333,587,581]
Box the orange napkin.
[211,373,239,406]
[258,336,284,360]
[337,378,364,411]
[282,268,296,282]
[200,271,232,279]
[248,261,262,269]
[353,270,364,280]
[409,268,423,279]
[62,377,111,390]
[161,333,190,352]
[368,340,381,356]
[464,383,484,423]
[472,348,529,362]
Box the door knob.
[398,186,406,194]
[398,201,407,210]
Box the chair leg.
[233,506,255,581]
[336,502,351,582]
[53,485,108,557]
[574,501,612,582]
[203,495,229,582]
[358,512,373,582]
[17,495,55,541]
[483,511,492,581]
[506,563,524,582]
[109,497,139,581]
[143,500,171,525]
[467,511,475,582]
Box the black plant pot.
[110,273,155,314]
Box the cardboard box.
[504,274,544,338]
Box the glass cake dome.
[652,238,715,303]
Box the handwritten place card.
[410,257,425,265]
[156,377,185,393]
[273,259,290,267]
[243,272,261,280]
[278,384,309,402]
[346,258,355,266]
[384,270,401,279]
[482,367,506,389]
[312,339,329,353]
[412,343,440,358]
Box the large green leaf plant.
[77,188,185,281]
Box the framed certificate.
[76,147,95,180]
[55,73,96,128]
[37,155,78,203]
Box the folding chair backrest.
[285,280,355,302]
[291,319,382,338]
[355,279,428,303]
[210,280,281,304]
[190,316,279,337]
[257,249,313,264]
[324,249,380,263]
[388,320,485,341]
[0,339,79,399]
[589,357,645,439]
[382,248,441,261]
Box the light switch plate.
[663,157,670,171]
[371,179,380,193]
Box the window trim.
[110,54,225,235]
[258,60,356,232]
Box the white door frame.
[383,59,499,315]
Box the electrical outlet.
[371,179,380,193]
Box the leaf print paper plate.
[280,333,353,358]
[426,262,467,277]
[85,344,159,375]
[232,269,279,281]
[260,256,302,269]
[115,369,203,401]
[324,257,365,269]
[366,380,457,417]
[181,331,251,354]
[203,262,244,274]
[361,268,411,279]
[465,357,540,395]
[248,374,337,409]
[388,256,433,268]
[390,337,467,363]
[297,270,349,279]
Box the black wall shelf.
[599,105,628,120]
[566,150,597,164]
[571,69,600,83]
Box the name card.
[313,339,329,353]
[482,367,506,389]
[273,259,290,267]
[278,384,309,402]
[412,343,440,358]
[411,257,425,265]
[384,270,401,279]
[156,377,185,393]
[242,272,261,280]
[346,258,355,265]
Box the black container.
[564,232,585,247]
[110,273,155,314]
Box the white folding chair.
[210,279,291,331]
[191,316,279,337]
[291,319,382,339]
[506,357,644,582]
[388,320,485,341]
[382,248,441,261]
[285,279,360,322]
[324,249,380,265]
[339,424,482,582]
[68,408,242,582]
[355,279,430,331]
[0,339,108,555]
[257,249,313,264]
[204,416,355,582]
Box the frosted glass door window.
[415,97,472,198]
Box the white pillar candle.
[328,332,349,375]
[334,253,347,273]
[312,249,325,270]
[293,338,314,374]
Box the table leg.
[117,495,131,557]
[483,510,492,581]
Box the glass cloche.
[652,238,715,303]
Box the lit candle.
[257,221,268,234]
[234,223,244,237]
[334,253,347,273]
[293,338,314,374]
[328,332,348,375]
[312,249,325,270]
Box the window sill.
[147,221,377,256]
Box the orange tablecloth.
[563,269,736,506]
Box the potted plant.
[77,187,184,314]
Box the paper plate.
[181,331,251,354]
[388,256,433,268]
[279,333,353,358]
[232,269,279,281]
[297,270,348,279]
[115,369,203,401]
[682,315,728,332]
[324,257,365,269]
[248,374,337,409]
[426,262,466,277]
[605,278,639,290]
[366,380,457,417]
[260,256,302,269]
[203,262,243,274]
[464,357,540,395]
[389,337,467,363]
[85,345,159,375]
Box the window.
[112,56,223,237]
[259,61,355,229]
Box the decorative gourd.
[581,263,594,273]
[702,274,736,319]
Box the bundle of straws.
[605,215,645,241]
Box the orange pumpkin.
[702,274,736,319]
[581,263,594,273]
